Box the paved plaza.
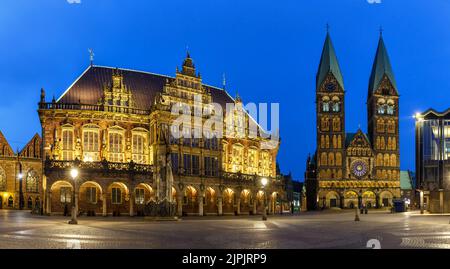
[0,209,449,249]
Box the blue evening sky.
[0,0,449,180]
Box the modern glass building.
[415,109,450,213]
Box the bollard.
[355,207,360,221]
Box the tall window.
[112,187,122,204]
[322,102,330,112]
[192,155,200,175]
[332,102,340,112]
[387,105,394,115]
[60,187,72,203]
[183,154,191,175]
[192,128,200,147]
[248,149,258,174]
[204,156,219,176]
[86,187,97,204]
[62,129,74,160]
[135,188,145,205]
[26,170,39,192]
[132,133,146,164]
[0,167,5,191]
[171,153,179,174]
[83,127,99,162]
[109,132,124,162]
[232,145,243,173]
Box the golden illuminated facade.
[0,132,42,210]
[306,33,400,210]
[38,53,282,217]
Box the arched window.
[26,170,39,193]
[390,154,397,167]
[387,105,394,115]
[377,154,383,166]
[336,152,342,166]
[320,152,327,166]
[384,154,390,166]
[337,135,342,148]
[332,102,340,112]
[328,152,335,166]
[377,119,385,133]
[322,102,330,112]
[321,117,329,131]
[0,167,5,191]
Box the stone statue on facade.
[144,127,177,218]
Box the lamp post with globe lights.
[68,168,79,225]
[261,177,268,221]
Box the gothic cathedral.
[306,32,401,210]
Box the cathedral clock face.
[351,160,368,178]
[325,83,336,91]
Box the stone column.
[419,191,424,214]
[198,195,204,216]
[129,192,135,217]
[177,195,183,217]
[74,189,79,217]
[217,196,223,216]
[376,194,380,209]
[236,198,241,215]
[252,198,257,214]
[46,190,52,215]
[440,189,444,214]
[102,193,107,217]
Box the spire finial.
[379,26,384,37]
[326,23,330,33]
[88,48,94,66]
[186,45,190,58]
[222,73,226,89]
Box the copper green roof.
[400,171,413,190]
[368,36,397,94]
[316,33,344,91]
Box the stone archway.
[380,190,394,207]
[134,183,154,216]
[50,180,74,214]
[204,187,217,215]
[326,191,340,208]
[222,188,235,215]
[344,191,359,209]
[256,190,265,214]
[78,181,103,216]
[362,191,376,208]
[182,185,198,215]
[107,182,130,216]
[240,189,252,214]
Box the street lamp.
[68,168,79,225]
[18,173,23,210]
[261,177,268,221]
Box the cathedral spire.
[316,31,344,91]
[368,34,397,95]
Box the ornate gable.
[19,133,41,159]
[346,130,373,157]
[0,131,14,157]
